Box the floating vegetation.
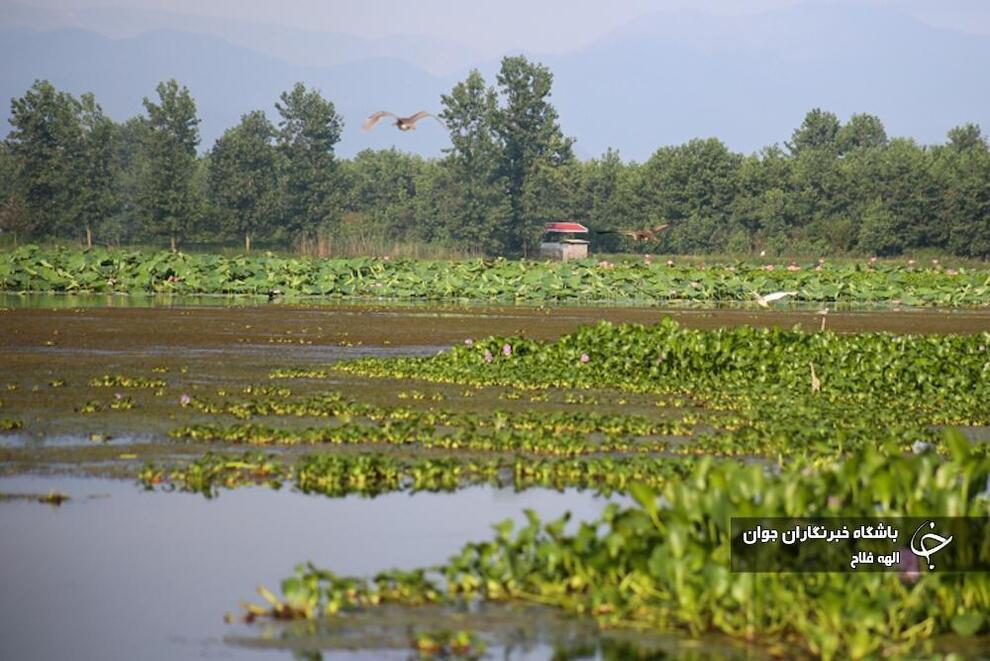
[236,431,990,659]
[139,452,694,498]
[268,368,328,379]
[89,375,167,389]
[76,394,136,413]
[0,491,69,505]
[4,246,990,305]
[0,418,23,431]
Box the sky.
[13,0,990,56]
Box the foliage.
[5,77,990,258]
[4,246,990,306]
[207,110,282,251]
[140,80,202,250]
[239,433,990,659]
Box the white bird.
[754,291,797,308]
[810,362,821,394]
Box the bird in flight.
[596,224,670,241]
[362,111,446,132]
[753,291,798,308]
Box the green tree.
[640,138,742,253]
[342,149,427,243]
[140,79,201,251]
[276,83,343,237]
[787,108,841,156]
[0,143,29,244]
[439,70,511,253]
[76,93,119,248]
[939,142,990,257]
[5,80,84,238]
[857,198,902,256]
[493,56,574,254]
[946,123,987,153]
[110,117,150,245]
[837,113,888,153]
[208,110,281,252]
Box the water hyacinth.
[502,343,512,357]
[464,338,473,347]
[483,350,493,364]
[580,353,590,364]
[180,393,191,407]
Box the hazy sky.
[10,0,990,55]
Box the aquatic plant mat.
[2,300,989,658]
[5,245,990,305]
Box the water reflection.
[0,475,620,660]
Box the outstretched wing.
[598,230,638,239]
[762,291,798,303]
[362,111,397,131]
[403,111,447,127]
[650,224,670,234]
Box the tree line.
[2,56,989,258]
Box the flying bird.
[753,291,798,308]
[596,224,670,242]
[362,111,446,132]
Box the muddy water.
[2,299,987,453]
[2,298,989,658]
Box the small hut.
[539,222,589,261]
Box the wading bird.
[754,291,797,308]
[362,111,445,131]
[596,224,670,242]
[810,362,821,393]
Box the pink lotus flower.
[180,394,191,407]
[483,350,493,364]
[580,353,590,364]
[502,343,512,357]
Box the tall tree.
[140,79,201,251]
[0,143,29,244]
[6,80,83,238]
[787,108,841,156]
[439,70,511,253]
[75,93,119,248]
[275,83,343,236]
[208,110,280,252]
[493,56,574,254]
[110,117,150,245]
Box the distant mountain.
[0,0,482,76]
[0,27,452,157]
[2,3,989,161]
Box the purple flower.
[502,343,512,357]
[464,338,474,347]
[896,548,921,584]
[483,350,493,364]
[580,353,590,364]
[180,393,191,407]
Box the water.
[0,475,621,660]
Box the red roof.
[544,222,588,233]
